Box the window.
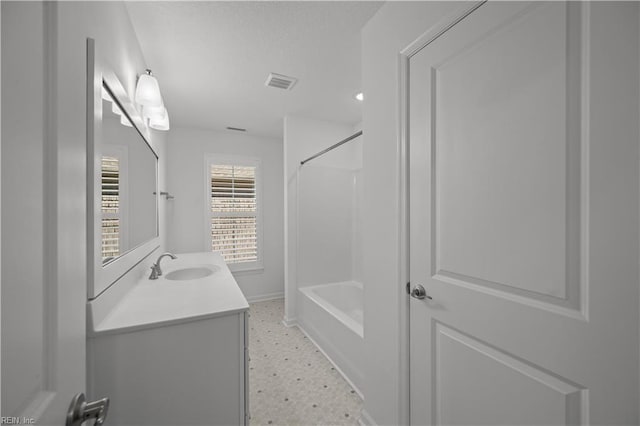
[101,146,128,264]
[101,156,120,261]
[206,156,262,270]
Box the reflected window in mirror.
[101,144,129,263]
[101,155,120,261]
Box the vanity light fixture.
[112,102,123,116]
[149,112,170,131]
[101,86,113,102]
[120,114,133,127]
[130,68,170,130]
[134,69,170,130]
[143,102,167,121]
[135,69,162,107]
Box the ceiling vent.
[226,126,247,132]
[265,72,298,90]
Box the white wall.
[165,126,284,302]
[360,2,468,425]
[352,168,363,283]
[296,121,363,287]
[283,115,356,323]
[154,130,169,253]
[351,121,364,283]
[298,165,354,286]
[2,1,165,417]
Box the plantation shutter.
[102,156,120,260]
[210,164,258,263]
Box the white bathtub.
[298,281,364,394]
[300,281,363,337]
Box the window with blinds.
[210,163,259,265]
[102,156,120,261]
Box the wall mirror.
[88,38,159,298]
[100,83,158,264]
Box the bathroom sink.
[164,266,219,281]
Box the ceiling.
[125,1,383,139]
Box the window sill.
[229,263,264,275]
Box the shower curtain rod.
[300,130,363,166]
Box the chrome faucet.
[149,252,177,280]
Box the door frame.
[396,3,487,424]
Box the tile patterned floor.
[248,299,363,426]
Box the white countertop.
[90,252,249,336]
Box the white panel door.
[408,2,639,425]
[2,2,88,424]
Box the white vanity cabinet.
[87,252,249,425]
[90,312,248,425]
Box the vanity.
[87,252,249,425]
[85,40,249,425]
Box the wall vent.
[226,126,247,132]
[265,72,298,90]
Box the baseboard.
[358,409,376,426]
[245,292,284,303]
[281,316,298,328]
[295,322,364,400]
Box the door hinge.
[406,282,411,295]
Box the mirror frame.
[87,38,160,299]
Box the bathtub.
[298,281,364,394]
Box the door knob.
[410,284,432,300]
[66,393,109,426]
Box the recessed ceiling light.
[355,92,364,101]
